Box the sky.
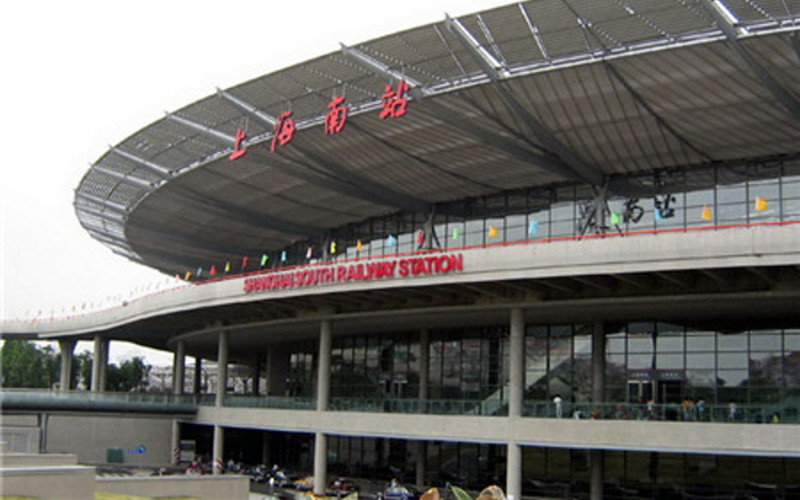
[0,0,512,365]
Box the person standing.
[553,394,563,418]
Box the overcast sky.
[0,0,511,364]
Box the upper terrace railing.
[0,389,197,415]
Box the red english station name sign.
[244,253,463,293]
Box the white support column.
[91,336,107,393]
[316,320,332,411]
[507,308,525,500]
[416,329,429,488]
[313,431,327,496]
[216,331,228,407]
[58,340,76,391]
[170,420,180,465]
[509,308,525,417]
[213,425,224,475]
[173,340,186,395]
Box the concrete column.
[415,441,426,489]
[416,330,429,488]
[313,432,327,496]
[267,345,289,396]
[213,425,224,475]
[90,336,107,392]
[592,322,606,403]
[418,330,429,401]
[509,308,525,417]
[173,340,186,395]
[590,449,604,500]
[170,420,180,465]
[193,357,203,395]
[506,441,522,500]
[261,433,270,466]
[590,322,606,500]
[99,339,109,391]
[58,340,76,391]
[316,320,332,412]
[252,354,262,396]
[216,331,228,407]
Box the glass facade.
[282,324,800,423]
[201,158,800,278]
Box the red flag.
[241,256,248,269]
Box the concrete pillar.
[216,331,228,407]
[58,340,76,391]
[418,330,429,401]
[213,425,224,475]
[590,449,604,500]
[173,340,186,395]
[193,357,203,395]
[592,322,606,403]
[416,330,429,488]
[509,308,525,417]
[90,336,108,392]
[170,420,180,465]
[316,320,332,412]
[37,414,49,453]
[99,339,109,391]
[507,309,525,500]
[506,441,522,500]
[252,354,262,396]
[313,432,327,496]
[261,432,270,466]
[267,345,289,396]
[590,322,606,500]
[415,441,426,489]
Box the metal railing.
[0,388,197,414]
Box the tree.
[106,356,151,392]
[1,340,59,388]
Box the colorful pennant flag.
[280,250,287,262]
[241,256,248,269]
[261,253,269,266]
[356,240,363,252]
[330,241,337,254]
[701,205,712,221]
[452,227,461,239]
[755,196,767,212]
[416,230,425,245]
[224,262,231,273]
[306,246,313,259]
[209,265,217,276]
[196,267,202,277]
[488,225,498,238]
[610,212,621,226]
[528,220,539,235]
[387,235,397,247]
[654,208,663,222]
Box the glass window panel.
[718,333,747,352]
[656,353,683,370]
[657,336,684,352]
[627,352,653,370]
[447,221,465,248]
[465,219,483,246]
[717,183,746,204]
[607,336,625,353]
[749,179,780,222]
[785,332,800,352]
[717,369,748,386]
[686,188,714,207]
[750,330,781,351]
[487,217,504,243]
[628,337,653,354]
[506,214,526,242]
[687,335,715,352]
[687,353,715,370]
[687,369,715,386]
[718,352,748,370]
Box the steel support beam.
[699,0,800,122]
[166,113,238,144]
[445,15,604,186]
[110,147,173,177]
[75,193,129,213]
[93,165,157,189]
[217,89,277,126]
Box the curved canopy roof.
[74,0,800,275]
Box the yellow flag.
[755,196,767,212]
[488,225,498,238]
[224,261,230,273]
[356,239,362,251]
[184,271,192,280]
[701,205,712,221]
[330,241,337,254]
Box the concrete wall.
[6,224,799,338]
[196,406,800,458]
[96,474,249,500]
[46,414,173,465]
[0,466,96,500]
[1,452,78,467]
